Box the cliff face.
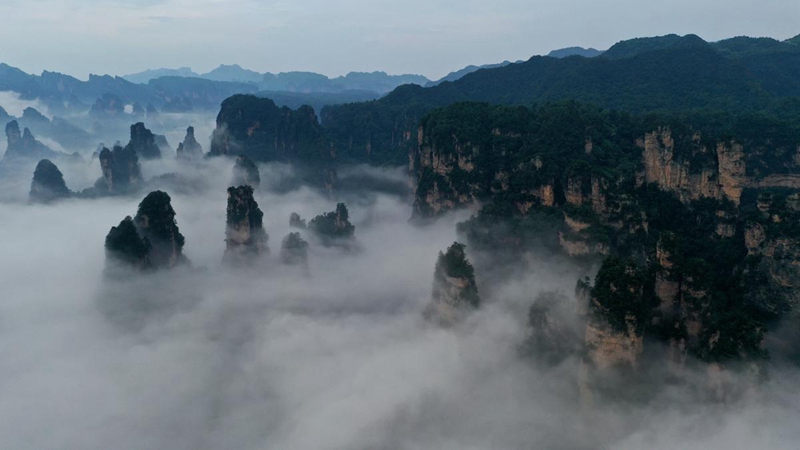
[4,120,59,161]
[425,242,481,325]
[419,103,800,401]
[30,159,70,203]
[308,203,355,247]
[103,191,188,278]
[176,126,203,159]
[209,95,330,162]
[133,191,187,268]
[209,95,336,189]
[640,128,749,205]
[224,185,268,263]
[97,145,142,194]
[125,122,162,160]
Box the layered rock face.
[224,185,268,263]
[425,242,481,325]
[308,203,355,246]
[417,103,800,400]
[280,232,309,267]
[639,128,749,205]
[125,122,162,160]
[176,126,204,159]
[578,258,647,404]
[29,159,70,203]
[133,191,188,268]
[97,145,142,194]
[232,155,260,188]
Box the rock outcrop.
[133,191,188,268]
[224,185,268,263]
[104,216,151,273]
[125,122,161,160]
[232,155,260,188]
[29,159,70,203]
[96,144,142,194]
[308,203,355,247]
[280,232,309,267]
[425,242,481,325]
[176,126,203,159]
[89,93,125,120]
[3,120,59,161]
[209,95,336,188]
[578,257,646,405]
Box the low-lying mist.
[1,159,799,449]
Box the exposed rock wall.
[224,185,268,263]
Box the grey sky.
[0,0,797,80]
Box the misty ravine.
[0,156,797,449]
[1,21,800,449]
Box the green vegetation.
[432,242,481,308]
[104,216,151,270]
[308,203,355,245]
[29,159,70,203]
[210,95,331,167]
[590,257,651,334]
[97,144,142,194]
[319,34,800,166]
[125,122,161,160]
[134,191,186,268]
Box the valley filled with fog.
[1,8,800,446]
[1,132,800,449]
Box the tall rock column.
[29,159,71,203]
[425,242,481,325]
[224,185,268,264]
[177,126,204,159]
[134,191,187,268]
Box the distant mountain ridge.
[319,33,800,165]
[123,64,431,94]
[546,47,604,58]
[426,61,517,87]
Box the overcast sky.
[0,0,797,80]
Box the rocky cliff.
[176,126,203,159]
[133,191,188,268]
[209,95,336,189]
[425,242,481,325]
[308,203,355,247]
[104,216,152,277]
[96,145,143,194]
[224,185,268,264]
[29,159,71,203]
[125,122,162,160]
[4,120,60,162]
[415,102,800,399]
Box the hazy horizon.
[0,0,796,80]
